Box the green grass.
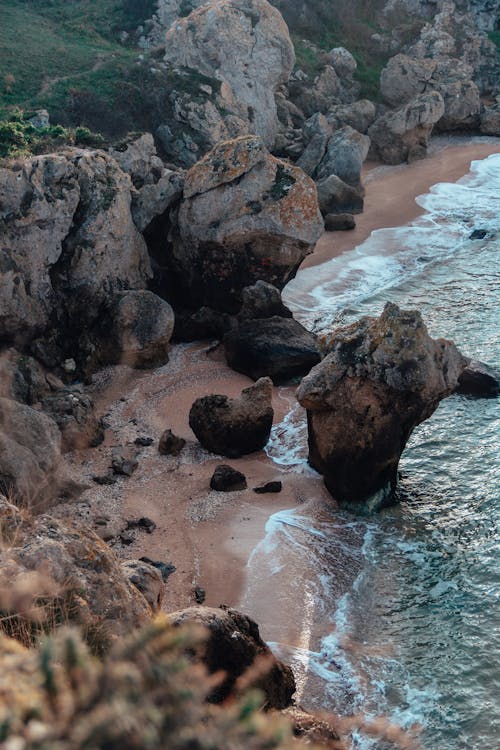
[0,1,142,117]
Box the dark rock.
[456,359,499,396]
[169,605,295,707]
[224,316,320,384]
[158,429,186,456]
[238,280,292,320]
[253,480,282,494]
[41,387,104,452]
[119,529,136,545]
[134,436,154,446]
[127,516,157,534]
[111,449,139,477]
[297,303,466,506]
[93,515,126,542]
[92,474,117,486]
[194,586,206,604]
[469,228,488,240]
[139,556,177,582]
[189,377,274,457]
[324,213,356,231]
[210,465,248,492]
[173,306,237,342]
[315,173,364,216]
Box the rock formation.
[169,605,295,707]
[169,136,323,313]
[189,377,273,456]
[162,0,295,152]
[297,303,465,506]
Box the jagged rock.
[41,387,104,452]
[302,113,332,143]
[295,133,329,176]
[324,213,356,231]
[194,586,206,604]
[139,556,176,581]
[0,149,151,361]
[169,605,295,707]
[315,173,365,216]
[158,429,186,456]
[1,513,152,639]
[224,316,320,383]
[100,290,175,368]
[456,359,499,396]
[480,103,500,135]
[238,281,293,320]
[297,303,466,506]
[294,65,343,116]
[111,448,139,477]
[380,54,438,107]
[210,464,248,491]
[315,126,370,186]
[0,349,54,405]
[328,47,357,79]
[121,559,164,611]
[0,397,78,507]
[189,377,273,457]
[327,99,377,134]
[368,91,445,164]
[94,514,125,541]
[170,136,323,313]
[283,706,342,746]
[163,0,295,149]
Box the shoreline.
[57,137,500,632]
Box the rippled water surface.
[246,154,500,749]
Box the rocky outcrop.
[169,136,323,313]
[120,559,164,612]
[169,605,295,707]
[0,509,152,640]
[189,377,273,456]
[163,0,295,150]
[41,387,104,452]
[368,91,445,164]
[99,290,175,368]
[297,303,465,506]
[0,148,151,370]
[0,398,78,507]
[224,316,320,383]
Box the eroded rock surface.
[297,303,465,505]
[189,377,273,456]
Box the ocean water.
[244,153,500,749]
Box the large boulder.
[0,149,151,366]
[315,126,370,187]
[163,0,295,150]
[238,280,293,320]
[224,316,320,383]
[327,99,377,134]
[189,377,273,456]
[169,136,323,313]
[315,173,365,216]
[368,91,445,164]
[169,605,295,707]
[0,509,152,642]
[297,303,465,506]
[0,398,78,507]
[99,290,175,368]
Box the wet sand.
[56,136,500,627]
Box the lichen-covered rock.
[224,316,320,383]
[169,605,295,707]
[0,149,151,364]
[169,136,323,313]
[189,377,273,456]
[1,514,152,642]
[368,91,445,164]
[100,290,175,368]
[163,0,295,149]
[297,303,465,506]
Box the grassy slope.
[0,0,139,117]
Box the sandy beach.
[55,136,500,626]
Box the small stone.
[127,516,157,534]
[210,465,247,492]
[469,229,488,240]
[253,481,282,494]
[63,358,76,374]
[134,436,154,446]
[120,529,136,545]
[139,556,176,581]
[158,429,186,456]
[111,450,139,476]
[194,586,206,604]
[92,474,117,486]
